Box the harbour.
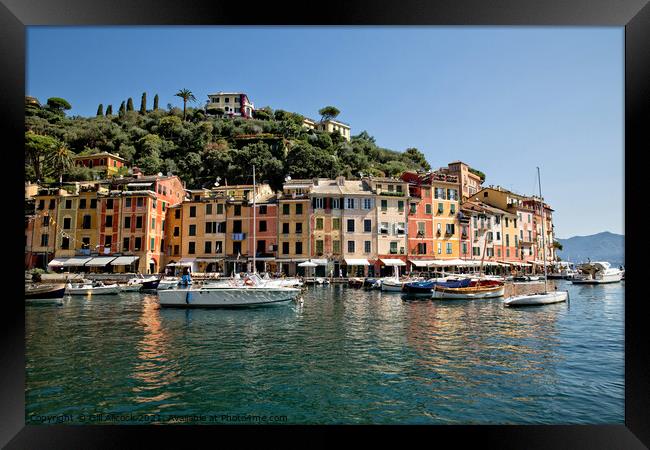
[25,279,624,424]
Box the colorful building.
[278,179,313,276]
[401,170,461,271]
[206,92,255,118]
[365,177,409,276]
[72,152,128,178]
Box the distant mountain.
[556,232,624,266]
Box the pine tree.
[96,104,103,116]
[140,92,147,114]
[119,101,126,116]
[106,105,113,116]
[153,94,159,110]
[126,97,134,112]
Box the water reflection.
[25,282,624,424]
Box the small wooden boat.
[139,276,161,290]
[348,278,364,288]
[65,281,119,295]
[25,283,66,303]
[432,281,505,300]
[504,291,568,307]
[381,278,404,292]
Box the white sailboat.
[504,167,569,307]
[158,166,300,308]
[381,264,404,292]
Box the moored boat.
[158,274,300,308]
[139,275,161,290]
[119,278,144,292]
[432,282,505,300]
[65,281,119,295]
[571,262,623,284]
[402,278,471,295]
[157,277,180,290]
[25,283,66,303]
[504,291,568,307]
[348,278,364,288]
[380,278,404,292]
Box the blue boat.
[402,278,471,295]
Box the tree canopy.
[318,106,340,122]
[24,95,432,189]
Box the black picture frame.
[1,0,646,447]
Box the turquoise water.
[25,280,624,424]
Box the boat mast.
[537,167,548,293]
[252,165,256,274]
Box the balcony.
[378,191,405,197]
[231,233,246,241]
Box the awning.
[196,257,224,262]
[85,256,117,267]
[311,259,328,266]
[298,261,317,267]
[380,258,406,266]
[61,256,92,267]
[47,257,69,267]
[110,256,139,266]
[409,260,437,267]
[344,258,371,266]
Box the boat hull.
[25,284,66,301]
[381,280,403,292]
[158,286,300,308]
[65,284,120,295]
[572,273,623,284]
[504,291,568,306]
[432,285,505,299]
[140,279,161,290]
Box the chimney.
[336,176,345,186]
[312,178,319,186]
[132,167,142,179]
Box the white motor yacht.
[158,273,300,308]
[572,262,623,284]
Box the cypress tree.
[119,101,126,116]
[106,105,113,116]
[96,103,103,116]
[153,94,159,110]
[126,97,134,112]
[140,92,147,114]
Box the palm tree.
[175,89,196,121]
[45,142,74,184]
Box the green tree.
[140,92,147,114]
[46,97,72,115]
[126,97,134,112]
[118,101,126,116]
[403,147,431,171]
[96,104,104,116]
[553,241,563,251]
[153,94,159,110]
[318,106,340,122]
[105,104,113,116]
[25,132,58,181]
[175,89,196,121]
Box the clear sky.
[26,26,623,238]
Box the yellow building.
[430,177,461,260]
[28,187,69,269]
[168,189,227,274]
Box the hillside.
[557,232,624,266]
[24,96,433,190]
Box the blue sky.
[26,27,623,238]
